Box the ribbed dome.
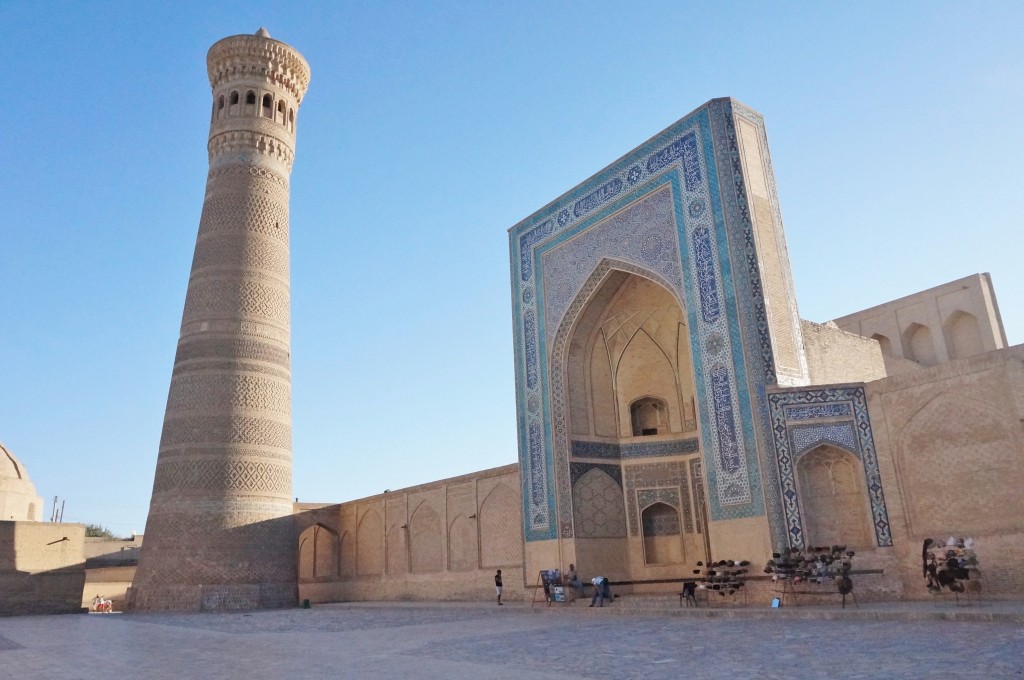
[1,442,25,479]
[0,442,44,521]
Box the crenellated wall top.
[207,31,311,103]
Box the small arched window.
[289,108,295,130]
[262,93,273,117]
[630,396,668,436]
[245,91,256,105]
[229,91,239,105]
[218,95,225,111]
[277,100,286,123]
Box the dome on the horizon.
[0,442,45,521]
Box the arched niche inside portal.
[795,445,871,548]
[640,502,683,565]
[564,269,697,440]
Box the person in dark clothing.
[590,576,612,607]
[495,569,504,605]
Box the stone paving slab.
[0,603,1022,679]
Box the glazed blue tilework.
[766,386,893,549]
[539,185,683,342]
[570,440,621,459]
[693,227,721,323]
[574,178,623,218]
[708,100,792,550]
[571,438,699,460]
[510,100,775,541]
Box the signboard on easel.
[531,569,566,607]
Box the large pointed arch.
[409,500,443,574]
[550,258,690,538]
[355,508,383,576]
[895,390,1014,535]
[479,483,521,567]
[795,444,872,548]
[447,513,476,572]
[297,523,339,581]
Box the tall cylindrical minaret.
[130,29,310,611]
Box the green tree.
[84,524,119,539]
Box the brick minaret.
[130,29,310,611]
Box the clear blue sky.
[2,1,1021,535]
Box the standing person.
[495,569,504,605]
[566,564,584,599]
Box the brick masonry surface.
[1,604,1023,679]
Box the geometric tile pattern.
[511,100,779,541]
[571,467,628,538]
[570,462,623,487]
[790,423,857,457]
[766,386,893,549]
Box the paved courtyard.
[1,603,1022,679]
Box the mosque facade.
[294,100,1023,605]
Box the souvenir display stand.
[924,537,982,605]
[765,546,857,608]
[689,560,750,606]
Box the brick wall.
[866,345,1024,598]
[0,521,87,615]
[295,465,525,603]
[801,320,886,385]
